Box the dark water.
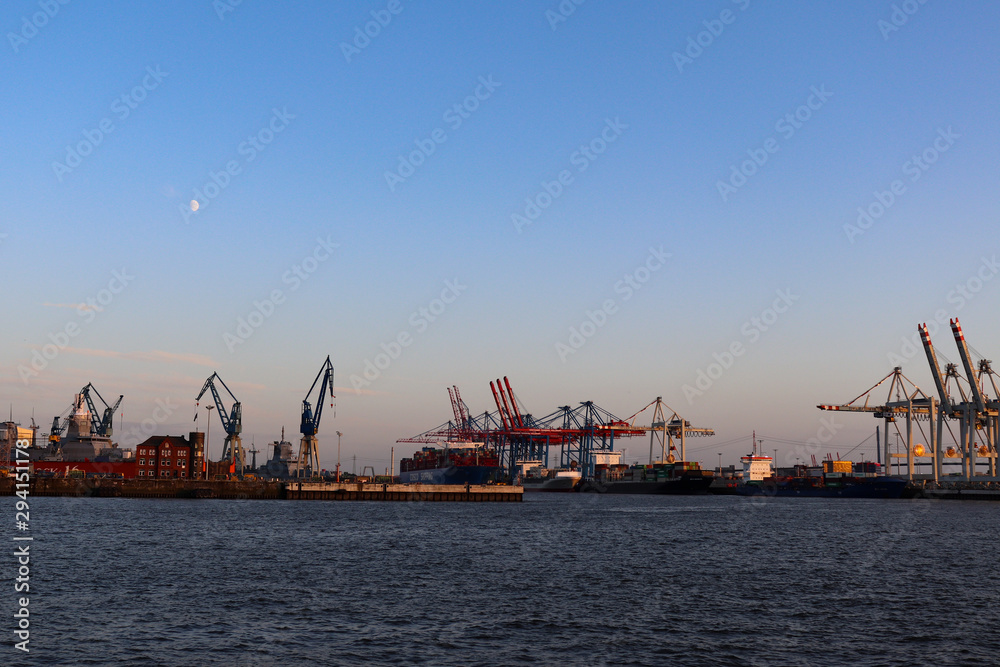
[6,494,1000,666]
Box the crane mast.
[298,356,335,478]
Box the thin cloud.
[63,347,218,367]
[43,302,91,311]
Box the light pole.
[717,452,722,472]
[336,431,342,483]
[205,405,214,481]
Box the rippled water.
[8,494,1000,666]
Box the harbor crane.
[447,386,472,436]
[623,397,715,464]
[818,365,934,480]
[196,372,245,475]
[80,382,123,437]
[947,319,998,478]
[821,319,999,481]
[298,356,335,478]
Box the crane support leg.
[299,435,320,478]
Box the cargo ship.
[735,459,908,499]
[517,461,581,492]
[577,460,714,494]
[398,442,502,485]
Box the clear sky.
[2,1,998,470]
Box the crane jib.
[301,356,335,437]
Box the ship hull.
[735,477,908,499]
[523,476,580,492]
[398,465,500,485]
[577,475,713,495]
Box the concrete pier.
[0,477,522,502]
[285,481,522,502]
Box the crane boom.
[503,376,525,428]
[489,380,511,431]
[300,356,335,437]
[496,378,517,430]
[195,372,241,435]
[80,383,124,437]
[950,318,986,412]
[453,386,470,426]
[448,387,463,427]
[918,323,952,414]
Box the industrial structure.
[398,377,715,480]
[819,319,999,481]
[45,384,125,462]
[298,355,335,478]
[196,372,245,475]
[623,396,715,464]
[79,383,123,437]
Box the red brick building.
[135,432,205,480]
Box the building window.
[179,460,186,468]
[160,471,169,477]
[162,459,169,466]
[139,459,145,466]
[138,470,144,476]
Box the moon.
[190,200,199,212]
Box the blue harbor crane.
[80,383,123,437]
[298,355,335,478]
[196,372,245,476]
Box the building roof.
[136,435,192,449]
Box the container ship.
[398,442,502,485]
[577,460,714,494]
[735,459,908,499]
[718,436,908,498]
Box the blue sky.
[2,0,998,470]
